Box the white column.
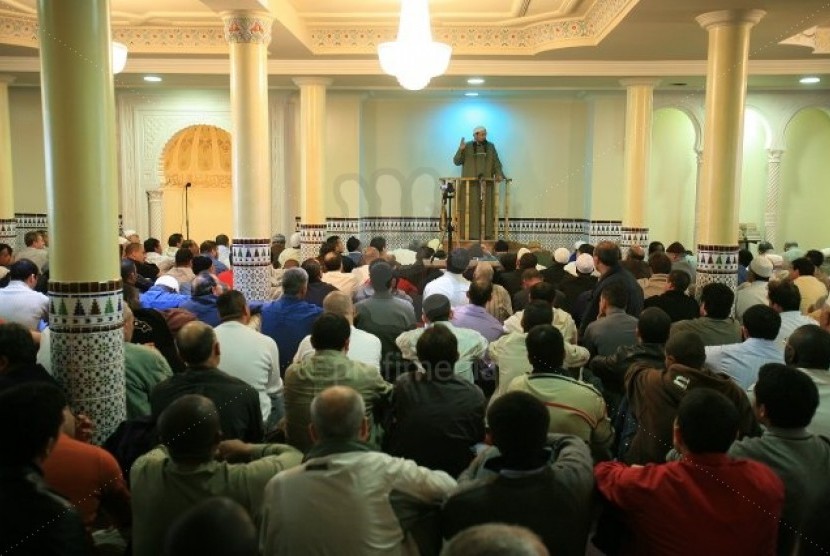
[0,76,15,250]
[694,9,765,292]
[223,11,273,301]
[764,149,784,248]
[38,0,125,443]
[146,188,164,241]
[293,77,332,260]
[620,78,660,252]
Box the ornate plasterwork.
[223,14,272,45]
[308,0,639,55]
[0,0,638,56]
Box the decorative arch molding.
[747,92,830,151]
[116,92,231,238]
[653,93,704,152]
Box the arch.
[653,95,704,152]
[158,124,233,243]
[647,107,698,247]
[783,104,830,149]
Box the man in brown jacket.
[623,330,760,464]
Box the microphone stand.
[442,180,455,253]
[184,182,192,240]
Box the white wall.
[9,88,46,213]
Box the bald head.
[442,524,549,556]
[362,247,380,265]
[158,394,221,463]
[309,386,366,443]
[322,291,354,324]
[176,321,219,366]
[627,245,646,260]
[473,261,494,283]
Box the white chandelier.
[378,0,451,91]
[112,41,128,74]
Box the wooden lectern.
[440,177,512,241]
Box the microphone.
[185,182,192,188]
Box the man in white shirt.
[423,248,471,308]
[397,294,487,383]
[0,259,48,331]
[260,386,456,555]
[143,237,174,272]
[294,290,382,371]
[320,251,359,299]
[13,230,48,271]
[735,255,773,322]
[214,290,284,428]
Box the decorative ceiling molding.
[2,55,828,79]
[780,26,830,54]
[0,0,639,56]
[308,0,640,55]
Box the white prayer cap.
[289,232,302,248]
[473,126,486,134]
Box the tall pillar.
[38,0,125,443]
[222,12,273,302]
[293,77,331,260]
[764,149,784,248]
[694,9,765,292]
[693,148,703,251]
[0,76,15,250]
[147,189,164,241]
[619,78,659,252]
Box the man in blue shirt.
[261,267,323,375]
[705,304,784,390]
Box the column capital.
[696,10,765,31]
[0,75,15,85]
[293,77,333,88]
[221,11,272,45]
[619,78,661,89]
[146,188,164,201]
[767,149,785,162]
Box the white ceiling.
[0,0,828,91]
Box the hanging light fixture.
[378,0,451,91]
[112,41,128,74]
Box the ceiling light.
[800,76,821,84]
[111,41,128,74]
[467,78,485,85]
[378,0,452,91]
[143,76,163,83]
[464,92,479,97]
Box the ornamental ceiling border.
[0,0,639,56]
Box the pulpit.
[442,177,512,241]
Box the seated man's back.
[596,388,783,556]
[261,386,455,555]
[284,314,391,451]
[442,393,594,556]
[150,322,264,442]
[131,395,301,556]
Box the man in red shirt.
[595,388,784,556]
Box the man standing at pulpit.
[453,126,504,240]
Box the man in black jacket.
[0,382,90,555]
[579,241,644,337]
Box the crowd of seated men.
[2,227,830,555]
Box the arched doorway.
[160,125,232,244]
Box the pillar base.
[695,244,739,292]
[300,223,326,260]
[0,218,16,250]
[48,280,126,444]
[232,238,271,302]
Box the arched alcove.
[647,107,697,247]
[780,107,830,247]
[160,125,233,244]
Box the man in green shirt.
[131,394,302,556]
